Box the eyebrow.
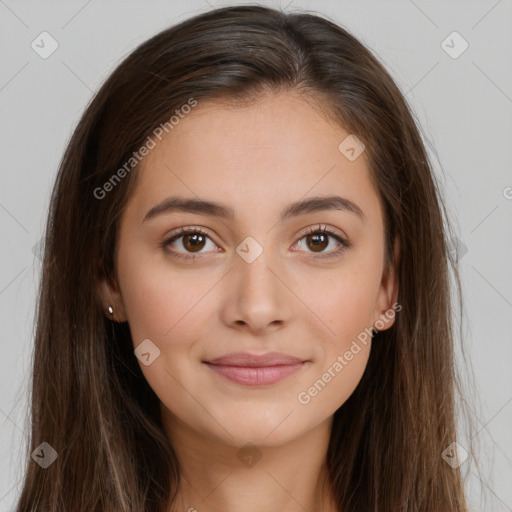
[142,195,366,223]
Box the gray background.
[1,0,511,510]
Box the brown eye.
[294,226,349,257]
[306,233,329,252]
[182,233,206,252]
[163,228,218,259]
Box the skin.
[99,91,399,512]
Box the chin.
[199,407,312,448]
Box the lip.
[203,351,307,386]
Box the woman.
[15,5,477,511]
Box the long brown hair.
[15,5,479,511]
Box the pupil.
[308,233,327,252]
[184,233,205,252]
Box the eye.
[162,224,349,262]
[162,227,219,260]
[292,224,349,257]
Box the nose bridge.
[222,237,291,332]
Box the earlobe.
[96,270,127,323]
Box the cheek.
[296,342,370,422]
[300,258,382,350]
[294,264,378,415]
[118,242,220,342]
[117,249,216,408]
[299,253,382,412]
[305,285,373,407]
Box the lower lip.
[204,362,305,386]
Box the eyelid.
[164,224,348,244]
[297,223,347,241]
[166,225,215,240]
[162,225,221,257]
[291,223,350,259]
[162,223,350,260]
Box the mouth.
[203,351,308,387]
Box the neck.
[162,412,337,512]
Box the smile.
[203,362,306,386]
[202,351,309,386]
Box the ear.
[372,236,400,332]
[96,262,128,323]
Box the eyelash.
[161,224,349,261]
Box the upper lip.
[204,351,305,367]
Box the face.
[100,92,398,448]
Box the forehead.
[124,92,383,229]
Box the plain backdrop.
[0,1,511,511]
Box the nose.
[220,247,293,335]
